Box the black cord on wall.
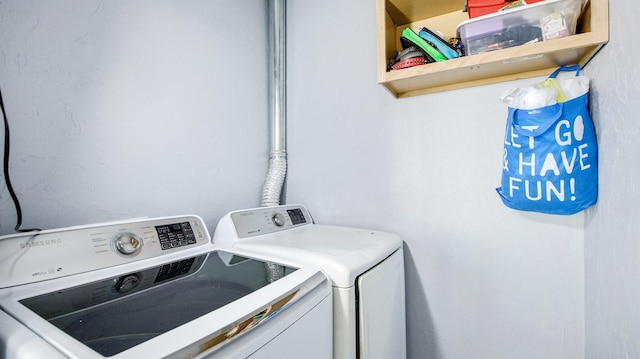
[1,85,40,233]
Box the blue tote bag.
[496,66,598,215]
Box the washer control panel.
[0,215,210,288]
[229,205,312,238]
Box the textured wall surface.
[286,1,585,358]
[0,0,269,233]
[584,0,640,357]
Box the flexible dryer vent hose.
[261,152,287,208]
[262,153,287,283]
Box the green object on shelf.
[401,27,448,62]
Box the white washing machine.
[0,215,332,359]
[213,205,407,359]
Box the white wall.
[286,1,585,358]
[0,0,269,233]
[583,0,640,357]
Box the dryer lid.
[221,224,403,288]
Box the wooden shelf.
[376,0,609,98]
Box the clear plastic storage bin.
[457,0,584,55]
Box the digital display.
[287,209,307,225]
[155,222,196,250]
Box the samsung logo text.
[20,239,62,249]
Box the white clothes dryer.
[0,215,332,359]
[213,205,407,359]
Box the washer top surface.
[213,205,403,288]
[0,215,331,359]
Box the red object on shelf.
[467,0,545,18]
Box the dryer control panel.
[0,215,210,288]
[228,205,312,238]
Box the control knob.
[114,232,143,255]
[271,212,286,227]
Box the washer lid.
[221,224,403,288]
[1,249,329,359]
